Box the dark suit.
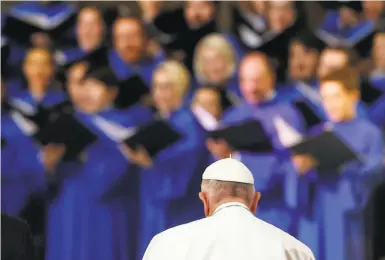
[1,214,35,260]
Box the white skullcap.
[202,158,254,185]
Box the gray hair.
[201,179,255,204]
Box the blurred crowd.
[1,1,385,260]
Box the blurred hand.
[120,144,153,168]
[138,0,163,21]
[292,154,318,175]
[206,138,232,160]
[41,144,66,174]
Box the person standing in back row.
[142,158,315,260]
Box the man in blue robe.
[120,60,210,259]
[109,17,165,83]
[45,65,152,260]
[57,7,105,65]
[206,53,306,234]
[292,67,384,260]
[278,47,369,119]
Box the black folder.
[294,101,323,130]
[209,120,273,153]
[290,129,360,171]
[123,120,182,157]
[115,75,150,109]
[34,113,97,161]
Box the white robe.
[143,202,315,260]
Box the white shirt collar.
[213,202,250,216]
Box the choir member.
[120,60,209,259]
[109,17,165,83]
[362,0,385,24]
[370,30,385,89]
[206,53,306,233]
[46,66,152,260]
[192,87,222,121]
[7,48,66,117]
[315,1,376,58]
[192,33,242,109]
[293,67,384,260]
[1,81,65,216]
[141,1,218,72]
[57,7,105,65]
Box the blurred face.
[200,46,229,85]
[339,7,359,27]
[152,70,181,113]
[67,63,87,106]
[289,42,319,82]
[113,18,145,63]
[372,33,385,70]
[317,50,348,79]
[79,79,116,113]
[193,88,221,119]
[320,81,358,122]
[23,49,54,89]
[239,57,275,104]
[267,1,295,32]
[184,1,215,29]
[76,8,104,51]
[363,0,385,20]
[250,1,267,15]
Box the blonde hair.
[153,60,191,97]
[194,33,237,84]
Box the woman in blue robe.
[293,68,385,260]
[121,61,210,259]
[45,67,153,260]
[189,33,243,105]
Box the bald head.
[76,7,104,51]
[23,48,54,89]
[113,17,145,63]
[239,53,275,104]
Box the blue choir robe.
[370,73,385,92]
[108,50,166,84]
[296,118,384,260]
[1,111,47,216]
[220,97,306,234]
[137,107,209,259]
[9,89,67,111]
[277,81,369,119]
[56,47,88,66]
[9,1,76,40]
[45,105,153,260]
[316,10,376,56]
[368,95,385,128]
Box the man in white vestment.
[142,158,315,260]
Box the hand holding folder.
[122,119,182,158]
[290,128,360,173]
